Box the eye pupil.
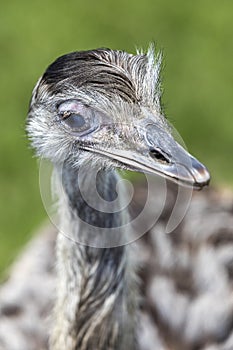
[64,114,86,129]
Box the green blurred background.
[0,0,232,276]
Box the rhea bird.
[26,47,210,350]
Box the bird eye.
[57,100,98,135]
[62,113,86,130]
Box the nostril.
[149,147,170,164]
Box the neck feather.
[50,161,138,350]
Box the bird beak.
[82,121,210,190]
[134,122,211,189]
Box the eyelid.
[57,99,84,114]
[57,100,104,124]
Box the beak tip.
[191,158,211,190]
[194,177,210,190]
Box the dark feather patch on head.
[37,48,149,103]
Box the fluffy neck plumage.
[50,161,138,350]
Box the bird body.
[26,47,210,349]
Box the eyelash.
[60,111,72,120]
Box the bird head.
[27,47,210,189]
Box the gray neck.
[50,161,138,350]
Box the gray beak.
[82,121,210,190]
[140,122,211,189]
